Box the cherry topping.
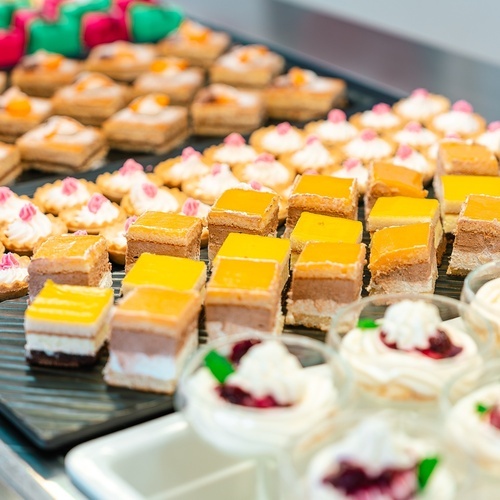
[489,406,500,430]
[229,339,261,364]
[217,385,286,408]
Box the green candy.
[60,0,110,20]
[0,1,30,29]
[204,350,235,384]
[476,403,490,414]
[417,456,439,491]
[357,318,379,329]
[27,16,82,57]
[129,3,183,43]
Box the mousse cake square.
[24,280,114,368]
[437,142,498,176]
[104,287,202,394]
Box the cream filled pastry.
[204,133,258,167]
[181,197,211,246]
[350,103,403,133]
[340,300,482,401]
[305,109,359,147]
[250,122,305,156]
[122,181,185,216]
[183,339,339,456]
[101,215,137,265]
[429,100,486,138]
[342,129,396,162]
[0,187,29,224]
[308,416,455,500]
[0,252,31,300]
[280,135,339,174]
[327,158,368,195]
[392,144,435,183]
[392,121,438,151]
[393,88,451,122]
[476,121,500,157]
[182,163,239,205]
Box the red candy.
[82,10,128,48]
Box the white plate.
[65,413,277,500]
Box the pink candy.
[124,215,138,232]
[411,88,429,98]
[0,253,19,270]
[61,177,79,196]
[488,121,500,132]
[445,132,461,139]
[396,144,413,160]
[452,100,473,113]
[142,183,158,198]
[306,135,320,145]
[372,103,391,115]
[119,158,144,176]
[212,164,223,175]
[87,194,107,214]
[182,198,200,216]
[0,187,13,204]
[405,121,423,133]
[256,153,274,163]
[250,180,263,190]
[303,169,318,175]
[328,109,346,123]
[19,203,37,222]
[181,146,201,161]
[360,129,377,141]
[344,158,361,171]
[224,133,246,147]
[74,230,88,236]
[276,122,292,135]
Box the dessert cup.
[328,293,492,410]
[176,333,351,500]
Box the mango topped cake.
[214,232,291,290]
[125,211,203,271]
[104,287,202,394]
[285,174,358,236]
[286,241,366,331]
[28,234,112,300]
[205,257,282,338]
[437,141,499,176]
[290,212,363,265]
[437,175,500,233]
[122,253,207,296]
[448,195,500,275]
[368,222,437,295]
[207,187,279,260]
[24,280,114,368]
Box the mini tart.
[233,153,295,193]
[203,133,258,167]
[0,204,67,256]
[393,88,451,122]
[180,197,211,247]
[0,188,31,224]
[427,100,486,139]
[59,194,126,234]
[391,121,438,152]
[250,123,305,156]
[349,103,404,134]
[0,253,30,300]
[279,136,341,174]
[324,158,369,195]
[305,109,359,147]
[342,129,396,162]
[121,182,186,217]
[100,216,137,266]
[33,178,100,216]
[96,159,162,203]
[182,163,240,205]
[155,146,211,188]
[391,144,436,184]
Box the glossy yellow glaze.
[369,196,439,219]
[212,189,275,216]
[210,258,278,290]
[442,175,500,203]
[33,235,102,259]
[131,211,198,234]
[441,142,494,161]
[216,233,290,264]
[293,174,353,198]
[463,195,500,221]
[297,242,363,265]
[372,162,426,197]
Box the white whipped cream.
[0,266,28,285]
[129,183,179,214]
[358,110,401,129]
[331,163,368,191]
[5,210,52,246]
[315,121,358,144]
[261,127,304,154]
[392,149,431,175]
[243,159,290,186]
[394,127,438,148]
[208,84,258,108]
[105,170,150,194]
[0,193,27,223]
[433,111,481,135]
[397,94,448,121]
[168,156,210,182]
[43,182,91,209]
[194,165,239,199]
[74,200,119,226]
[181,199,211,221]
[290,141,333,170]
[213,144,258,165]
[132,96,165,115]
[476,129,500,155]
[26,116,97,145]
[475,278,500,310]
[139,68,202,87]
[343,137,393,160]
[216,45,277,71]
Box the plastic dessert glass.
[328,293,492,410]
[441,359,500,493]
[461,260,500,350]
[175,333,351,500]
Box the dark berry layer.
[217,384,288,408]
[229,339,261,364]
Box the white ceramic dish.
[66,413,275,500]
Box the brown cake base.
[26,347,105,368]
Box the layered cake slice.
[125,211,203,271]
[448,195,500,275]
[206,257,282,338]
[213,232,291,290]
[286,242,366,331]
[24,280,114,367]
[367,196,445,264]
[28,234,112,300]
[368,222,437,295]
[207,187,279,260]
[364,162,428,215]
[121,253,207,296]
[285,174,358,236]
[437,141,499,176]
[289,212,363,265]
[437,175,500,233]
[104,287,202,394]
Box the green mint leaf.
[357,318,379,329]
[417,456,439,491]
[204,350,235,384]
[476,403,490,414]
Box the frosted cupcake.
[250,122,305,156]
[304,109,359,147]
[341,129,396,162]
[428,100,486,139]
[204,133,258,167]
[393,88,451,122]
[392,121,439,152]
[476,121,500,158]
[391,144,435,183]
[350,103,403,134]
[100,215,137,265]
[121,181,186,216]
[325,158,368,195]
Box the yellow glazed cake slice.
[285,174,358,236]
[24,280,114,367]
[437,142,499,176]
[125,211,203,271]
[207,187,279,260]
[289,212,363,265]
[205,257,282,338]
[286,242,366,331]
[122,253,206,295]
[368,222,437,295]
[448,195,500,275]
[104,287,202,394]
[213,232,291,290]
